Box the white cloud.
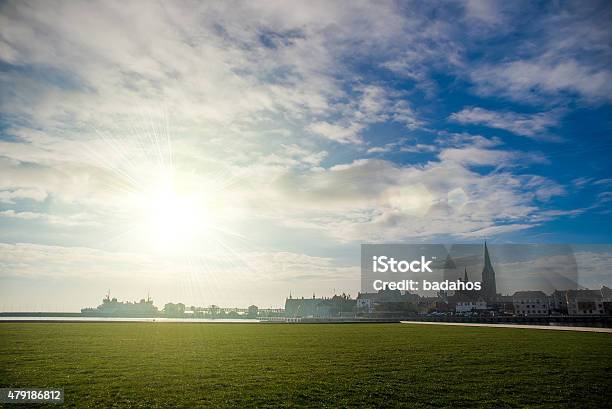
[0,1,427,145]
[439,147,517,166]
[436,132,502,149]
[0,188,47,204]
[0,209,99,226]
[463,0,505,24]
[593,178,612,186]
[0,242,169,279]
[366,139,436,155]
[472,59,612,104]
[0,241,355,281]
[0,3,596,260]
[309,86,422,144]
[308,122,364,144]
[449,107,560,138]
[467,4,612,104]
[243,146,563,241]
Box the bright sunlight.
[139,177,209,253]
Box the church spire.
[481,241,497,302]
[484,241,492,271]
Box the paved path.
[400,321,612,333]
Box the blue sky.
[0,1,611,310]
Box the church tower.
[481,242,497,302]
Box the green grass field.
[0,323,610,408]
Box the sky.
[0,0,611,311]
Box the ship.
[80,291,158,317]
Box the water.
[0,316,260,323]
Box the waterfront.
[0,316,259,323]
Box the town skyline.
[57,242,612,319]
[2,242,611,312]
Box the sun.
[141,178,209,253]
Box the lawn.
[0,323,610,408]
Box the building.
[247,305,258,318]
[285,295,321,318]
[448,243,499,313]
[566,289,605,315]
[550,290,569,315]
[163,302,185,316]
[418,296,442,313]
[513,291,549,316]
[285,293,356,318]
[356,290,419,314]
[495,295,515,315]
[452,268,480,303]
[602,286,612,315]
[455,301,488,314]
